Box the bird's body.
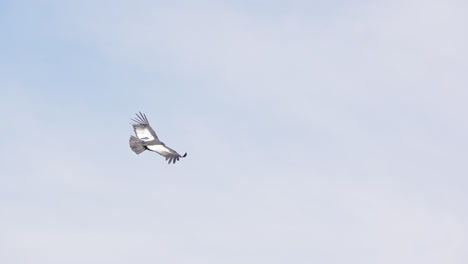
[129,112,187,164]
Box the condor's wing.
[131,112,160,142]
[146,143,187,164]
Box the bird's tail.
[129,136,146,154]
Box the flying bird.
[129,112,187,164]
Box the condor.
[129,112,187,164]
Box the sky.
[1,0,467,263]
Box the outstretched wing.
[131,112,159,142]
[146,144,187,164]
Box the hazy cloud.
[1,0,467,263]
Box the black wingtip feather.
[131,112,150,125]
[143,113,149,124]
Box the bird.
[129,112,187,164]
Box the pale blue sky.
[1,0,467,263]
